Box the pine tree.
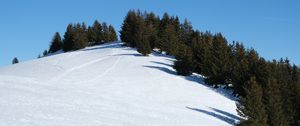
[120,10,138,47]
[191,31,213,76]
[237,77,268,126]
[206,33,231,86]
[63,24,75,52]
[134,11,151,56]
[49,32,62,53]
[12,57,19,64]
[173,44,194,76]
[264,73,289,126]
[108,25,118,41]
[93,20,103,45]
[157,14,179,55]
[157,13,171,52]
[179,18,193,46]
[145,12,160,49]
[102,22,109,42]
[87,26,95,45]
[73,22,88,50]
[43,50,48,56]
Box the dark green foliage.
[63,24,75,52]
[237,77,268,126]
[12,57,19,64]
[179,19,193,46]
[62,20,116,51]
[205,33,232,85]
[157,13,180,55]
[92,20,103,45]
[43,50,48,56]
[108,25,118,41]
[145,12,160,49]
[173,44,194,76]
[191,31,213,75]
[102,22,109,42]
[49,32,62,53]
[265,75,289,126]
[73,23,88,50]
[134,11,151,56]
[120,10,138,47]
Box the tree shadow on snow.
[145,61,236,101]
[150,61,173,67]
[186,106,238,125]
[113,53,143,57]
[143,65,177,75]
[80,42,122,51]
[209,107,241,121]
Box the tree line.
[120,10,300,126]
[46,20,118,55]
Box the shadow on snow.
[186,106,239,125]
[144,60,236,101]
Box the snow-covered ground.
[0,42,240,126]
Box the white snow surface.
[0,42,240,126]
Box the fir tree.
[264,73,289,126]
[179,18,193,46]
[43,50,48,56]
[108,25,118,41]
[134,11,151,56]
[120,10,138,47]
[49,32,62,53]
[73,23,88,50]
[145,12,160,49]
[173,44,194,76]
[102,22,109,42]
[87,26,95,45]
[237,77,268,126]
[206,33,231,86]
[12,57,19,64]
[63,24,75,52]
[93,20,103,45]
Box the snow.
[0,42,240,126]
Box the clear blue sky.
[0,0,299,67]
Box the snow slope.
[0,42,240,126]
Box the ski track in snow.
[50,54,115,82]
[77,48,122,84]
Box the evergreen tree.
[87,26,95,45]
[43,50,48,56]
[157,13,171,52]
[63,24,75,52]
[12,57,19,64]
[102,22,109,42]
[157,14,179,55]
[120,10,138,47]
[145,12,160,49]
[179,18,193,46]
[49,32,62,53]
[173,44,194,76]
[73,23,88,50]
[93,20,103,45]
[264,72,289,126]
[134,11,151,56]
[108,25,118,41]
[237,77,268,126]
[205,33,231,86]
[191,31,213,76]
